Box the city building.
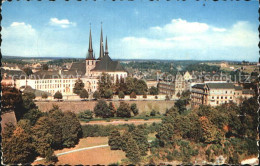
[191,83,254,107]
[158,72,190,96]
[14,25,128,96]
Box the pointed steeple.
[105,36,109,56]
[98,23,104,59]
[86,24,94,60]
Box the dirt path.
[81,119,161,126]
[35,144,109,162]
[34,140,152,162]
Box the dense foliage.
[150,96,258,164]
[2,97,82,164]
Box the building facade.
[191,83,254,107]
[158,72,190,96]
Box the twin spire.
[86,24,109,60]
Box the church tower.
[97,24,104,60]
[104,36,109,57]
[85,26,96,77]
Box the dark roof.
[23,86,52,97]
[31,70,60,79]
[69,62,86,75]
[1,68,26,78]
[91,55,126,72]
[192,84,206,89]
[207,83,234,89]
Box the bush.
[130,103,139,116]
[130,92,137,99]
[78,110,93,119]
[54,91,62,100]
[42,93,48,99]
[150,110,156,116]
[104,89,113,99]
[80,89,89,99]
[82,125,118,137]
[93,91,101,100]
[118,91,125,99]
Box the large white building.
[16,26,128,96]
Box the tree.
[108,130,122,150]
[22,108,43,126]
[58,111,82,148]
[199,116,219,144]
[42,64,49,71]
[80,89,89,100]
[93,91,101,100]
[130,103,139,116]
[54,91,62,101]
[149,86,158,95]
[2,126,37,164]
[1,86,24,120]
[125,136,141,164]
[156,123,175,147]
[98,73,113,98]
[73,79,85,95]
[94,100,113,118]
[109,102,116,117]
[23,92,36,100]
[42,93,48,99]
[174,99,187,114]
[131,127,149,156]
[104,89,113,99]
[32,116,62,157]
[23,67,33,76]
[125,77,148,95]
[130,91,137,99]
[118,91,125,99]
[116,102,131,118]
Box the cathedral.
[15,26,128,96]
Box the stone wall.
[35,100,175,115]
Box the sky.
[2,0,259,61]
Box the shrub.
[93,91,101,100]
[54,91,62,100]
[42,93,48,99]
[150,110,156,116]
[80,89,89,99]
[78,110,93,119]
[118,91,125,99]
[130,103,139,116]
[130,92,137,99]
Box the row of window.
[212,96,232,100]
[35,79,76,84]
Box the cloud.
[118,19,258,61]
[150,18,209,35]
[49,18,76,28]
[2,21,84,57]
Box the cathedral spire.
[99,23,104,59]
[86,24,94,60]
[105,36,109,56]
